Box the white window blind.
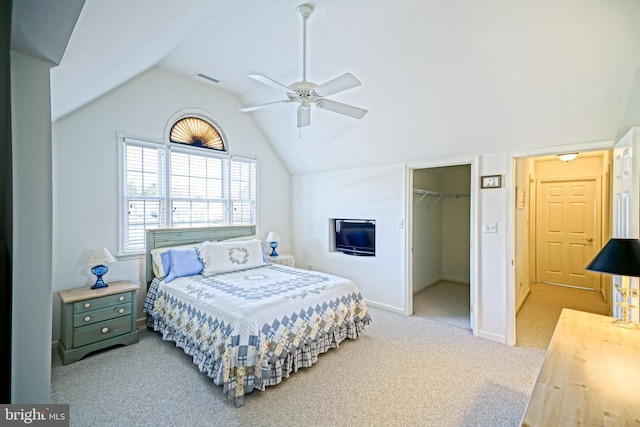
[170,149,228,228]
[123,142,165,253]
[230,157,257,224]
[120,138,257,254]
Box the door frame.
[405,157,478,334]
[506,139,615,345]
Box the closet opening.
[409,164,473,331]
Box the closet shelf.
[413,188,470,209]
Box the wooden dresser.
[58,281,140,365]
[521,308,640,426]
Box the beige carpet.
[413,281,471,331]
[52,297,544,426]
[516,282,609,349]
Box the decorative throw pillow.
[219,235,270,262]
[150,243,203,278]
[161,248,204,283]
[200,238,267,276]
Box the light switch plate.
[483,222,497,233]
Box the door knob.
[584,237,594,244]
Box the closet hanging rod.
[413,188,470,207]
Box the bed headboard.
[145,225,257,285]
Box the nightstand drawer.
[73,292,131,314]
[73,304,132,326]
[73,315,132,347]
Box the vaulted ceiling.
[12,0,640,174]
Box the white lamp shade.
[266,231,280,243]
[87,248,116,266]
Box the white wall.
[412,168,443,292]
[11,51,53,403]
[477,153,509,342]
[514,157,531,312]
[441,165,471,284]
[291,164,406,313]
[51,67,291,341]
[292,154,510,342]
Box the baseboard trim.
[441,277,471,286]
[515,287,531,315]
[137,317,146,329]
[414,277,471,294]
[364,299,405,315]
[413,277,442,294]
[476,329,506,344]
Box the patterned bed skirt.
[143,280,371,407]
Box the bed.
[142,225,371,407]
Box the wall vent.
[195,72,220,84]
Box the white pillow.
[200,238,267,276]
[150,243,204,278]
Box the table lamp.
[88,247,116,289]
[266,231,280,257]
[586,238,640,329]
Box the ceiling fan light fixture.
[239,3,367,128]
[558,153,578,162]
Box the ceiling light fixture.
[558,153,578,162]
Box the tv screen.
[335,219,375,256]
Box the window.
[119,117,257,254]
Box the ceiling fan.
[239,4,367,128]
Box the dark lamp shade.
[585,238,640,277]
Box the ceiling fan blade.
[316,99,368,119]
[315,73,361,97]
[297,107,311,128]
[239,100,290,112]
[248,74,292,92]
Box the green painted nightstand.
[58,281,140,365]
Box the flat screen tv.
[334,219,375,256]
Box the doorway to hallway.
[513,150,612,346]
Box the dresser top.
[58,281,140,304]
[521,308,640,426]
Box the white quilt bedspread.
[143,263,370,406]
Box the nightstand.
[268,254,295,267]
[58,280,140,365]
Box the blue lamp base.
[91,264,109,289]
[269,241,279,257]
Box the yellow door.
[537,179,599,289]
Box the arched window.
[169,117,226,151]
[118,116,256,254]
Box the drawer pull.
[118,296,125,301]
[118,308,125,314]
[101,327,109,334]
[84,316,91,322]
[83,302,91,309]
